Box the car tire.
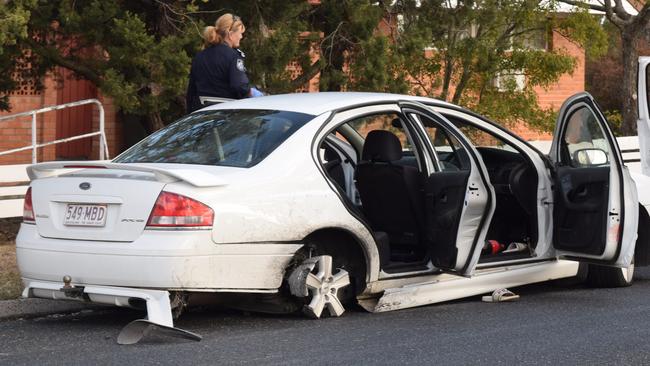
[586,260,635,288]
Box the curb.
[0,298,100,321]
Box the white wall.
[0,164,29,218]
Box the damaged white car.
[16,91,650,343]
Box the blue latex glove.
[250,87,264,98]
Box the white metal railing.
[0,98,109,163]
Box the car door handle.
[562,188,599,211]
[574,186,588,198]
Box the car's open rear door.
[400,101,495,276]
[549,92,638,267]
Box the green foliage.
[348,36,410,93]
[0,0,35,110]
[603,110,623,136]
[553,6,608,58]
[393,0,592,132]
[0,0,610,133]
[307,0,389,91]
[585,20,650,133]
[0,1,32,52]
[471,88,558,132]
[0,0,200,128]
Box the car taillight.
[23,187,35,223]
[146,191,214,228]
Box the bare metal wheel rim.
[304,255,351,318]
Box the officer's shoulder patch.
[236,59,246,72]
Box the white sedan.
[16,92,650,343]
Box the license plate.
[64,204,107,227]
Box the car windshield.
[114,109,314,168]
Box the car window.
[347,113,414,152]
[440,113,530,182]
[562,106,610,167]
[415,113,470,171]
[114,109,313,168]
[454,124,518,153]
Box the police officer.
[186,13,263,113]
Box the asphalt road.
[3,268,650,365]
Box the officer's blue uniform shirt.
[186,44,250,113]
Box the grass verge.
[0,243,21,300]
[0,217,22,300]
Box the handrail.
[0,98,109,163]
[621,148,641,163]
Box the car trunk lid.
[31,174,165,242]
[27,162,229,242]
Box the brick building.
[517,29,586,141]
[0,68,122,164]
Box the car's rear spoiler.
[26,161,229,188]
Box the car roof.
[200,92,454,116]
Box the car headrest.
[362,130,402,162]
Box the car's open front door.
[549,92,638,267]
[638,56,650,175]
[399,101,495,276]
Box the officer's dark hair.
[203,13,245,48]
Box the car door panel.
[424,170,470,269]
[556,166,609,212]
[549,92,638,266]
[554,166,609,254]
[399,101,495,275]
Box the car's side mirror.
[572,148,608,166]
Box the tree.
[0,0,312,131]
[586,21,650,134]
[0,0,612,135]
[392,0,607,131]
[286,0,411,93]
[0,0,203,130]
[558,0,650,135]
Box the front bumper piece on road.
[22,279,201,344]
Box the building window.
[493,71,526,92]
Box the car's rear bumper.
[16,224,302,290]
[22,280,176,326]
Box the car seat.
[355,130,425,258]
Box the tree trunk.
[451,62,472,105]
[440,23,457,101]
[321,46,346,91]
[440,54,453,101]
[620,31,639,136]
[148,111,165,132]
